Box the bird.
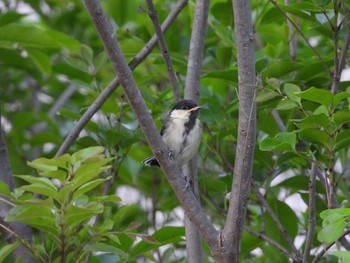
[142,99,202,168]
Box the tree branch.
[220,0,256,261]
[302,161,317,262]
[0,128,34,262]
[251,183,303,260]
[56,0,188,156]
[312,229,350,263]
[244,227,301,262]
[269,0,330,74]
[83,0,219,256]
[331,19,350,94]
[145,0,181,102]
[183,0,210,262]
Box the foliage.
[1,0,350,262]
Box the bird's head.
[169,100,202,120]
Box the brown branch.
[83,0,219,256]
[331,20,350,94]
[303,161,317,262]
[221,0,256,261]
[245,227,301,262]
[145,0,181,102]
[269,0,330,74]
[0,128,35,262]
[312,229,350,262]
[284,0,298,61]
[56,0,188,156]
[183,0,210,262]
[251,183,303,261]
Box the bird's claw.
[182,175,191,191]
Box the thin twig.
[251,182,303,260]
[269,0,330,74]
[303,161,317,262]
[312,229,350,262]
[284,0,298,61]
[245,227,301,262]
[331,19,350,94]
[56,0,188,156]
[145,0,181,102]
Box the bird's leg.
[180,166,191,191]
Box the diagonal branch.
[269,0,330,74]
[252,183,302,260]
[245,227,301,262]
[83,0,219,255]
[145,0,181,102]
[56,0,188,156]
[312,229,350,262]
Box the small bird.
[142,99,202,168]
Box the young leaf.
[0,241,20,262]
[297,87,333,108]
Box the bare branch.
[83,0,219,255]
[184,0,210,101]
[331,20,350,94]
[56,78,119,157]
[245,227,301,262]
[251,183,303,260]
[269,0,330,74]
[303,161,317,262]
[145,0,181,102]
[284,0,298,61]
[312,229,350,263]
[56,0,188,156]
[183,0,210,262]
[0,129,34,262]
[220,0,256,261]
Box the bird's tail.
[142,156,160,167]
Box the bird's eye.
[182,106,188,110]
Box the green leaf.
[336,129,350,150]
[256,90,279,103]
[259,132,296,151]
[70,146,105,163]
[66,202,104,228]
[276,99,298,110]
[297,87,333,108]
[334,92,350,106]
[318,219,345,244]
[27,49,51,74]
[15,175,57,198]
[262,60,301,78]
[298,128,330,146]
[131,226,185,256]
[334,110,350,127]
[0,24,79,51]
[72,178,109,199]
[27,157,68,172]
[6,206,58,237]
[329,251,350,263]
[283,83,301,104]
[0,181,11,197]
[202,69,238,83]
[0,241,20,262]
[85,243,125,255]
[296,114,330,128]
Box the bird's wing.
[160,118,169,136]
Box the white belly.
[162,118,202,167]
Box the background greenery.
[1,0,350,262]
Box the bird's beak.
[189,106,202,112]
